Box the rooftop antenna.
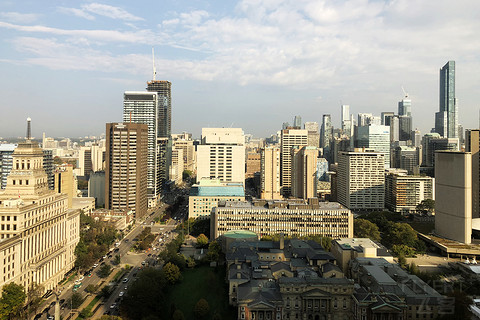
[26,117,31,140]
[401,86,408,98]
[152,47,156,81]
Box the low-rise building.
[188,178,245,219]
[212,199,353,239]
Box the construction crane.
[401,86,408,98]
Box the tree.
[100,285,113,299]
[206,241,221,262]
[416,199,435,213]
[186,256,196,268]
[354,219,381,242]
[397,254,407,268]
[194,298,210,319]
[98,264,112,278]
[85,284,97,293]
[163,262,181,284]
[391,244,416,257]
[172,309,185,320]
[69,292,83,309]
[383,222,418,248]
[0,283,26,320]
[26,283,43,316]
[196,234,209,248]
[113,255,121,265]
[182,170,193,180]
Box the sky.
[0,0,479,139]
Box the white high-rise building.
[338,150,385,210]
[357,125,390,168]
[280,128,308,196]
[196,128,245,184]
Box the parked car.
[122,278,129,283]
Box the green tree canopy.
[70,292,83,309]
[196,234,209,248]
[162,262,181,284]
[98,264,112,278]
[416,199,435,212]
[383,222,418,248]
[0,283,26,320]
[354,219,381,242]
[194,298,210,319]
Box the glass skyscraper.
[435,61,457,138]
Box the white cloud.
[57,7,95,20]
[0,12,39,23]
[57,3,143,21]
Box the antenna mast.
[152,47,156,81]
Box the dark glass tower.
[435,61,457,138]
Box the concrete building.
[304,121,320,148]
[422,133,459,168]
[337,151,385,211]
[291,146,319,200]
[188,179,245,219]
[385,171,434,213]
[105,123,148,219]
[42,149,54,190]
[0,144,17,189]
[280,128,308,196]
[0,135,80,293]
[435,151,472,244]
[88,171,105,208]
[245,152,261,179]
[169,147,184,185]
[172,133,195,173]
[54,164,77,208]
[398,97,412,117]
[212,200,353,239]
[466,129,480,218]
[357,125,390,168]
[260,146,282,200]
[123,91,165,207]
[393,146,420,174]
[146,80,172,138]
[196,128,246,184]
[78,144,104,178]
[320,114,333,162]
[331,238,394,273]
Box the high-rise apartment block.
[435,61,458,138]
[304,122,320,148]
[357,125,390,168]
[337,151,385,210]
[196,128,245,184]
[0,144,16,189]
[105,123,148,219]
[393,146,420,174]
[54,164,77,208]
[291,146,319,199]
[280,129,308,196]
[172,133,195,173]
[385,171,434,213]
[435,151,472,244]
[169,147,184,185]
[0,134,80,292]
[260,146,282,200]
[78,144,104,178]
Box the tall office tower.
[320,114,333,162]
[435,61,458,138]
[42,149,54,190]
[291,146,319,199]
[146,80,172,138]
[389,115,399,142]
[54,164,77,208]
[105,123,148,219]
[0,144,17,189]
[435,151,472,244]
[196,128,245,184]
[293,115,302,129]
[398,97,412,116]
[381,112,395,126]
[304,122,320,148]
[358,113,380,127]
[316,157,329,182]
[123,91,162,207]
[332,136,351,164]
[78,144,105,178]
[458,124,464,144]
[337,150,385,210]
[260,146,282,200]
[398,115,412,142]
[393,146,420,174]
[169,147,184,185]
[465,129,480,218]
[0,123,80,292]
[280,128,308,196]
[357,125,390,168]
[246,151,261,179]
[412,129,422,147]
[172,133,195,173]
[422,133,459,167]
[88,170,105,208]
[282,122,290,130]
[341,105,350,124]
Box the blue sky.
[0,0,479,139]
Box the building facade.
[0,144,16,189]
[260,146,282,200]
[385,172,434,213]
[105,122,148,219]
[435,61,458,138]
[465,129,480,219]
[357,125,390,168]
[0,138,80,293]
[280,129,308,196]
[212,200,353,239]
[291,146,319,200]
[337,151,385,211]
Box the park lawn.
[167,265,236,319]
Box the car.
[147,254,151,257]
[34,314,42,320]
[132,273,137,277]
[50,301,56,307]
[88,272,92,278]
[122,278,129,283]
[93,263,98,268]
[47,316,54,320]
[141,261,145,266]
[108,255,113,258]
[124,286,128,290]
[59,299,65,305]
[103,255,108,259]
[119,291,124,297]
[104,310,111,315]
[110,303,117,309]
[124,239,129,242]
[43,307,50,314]
[114,248,119,253]
[79,276,84,281]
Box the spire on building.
[26,117,31,140]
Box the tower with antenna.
[26,117,32,140]
[152,47,157,81]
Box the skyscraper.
[293,115,302,129]
[398,97,412,117]
[435,61,457,138]
[146,80,172,138]
[260,146,282,200]
[105,122,148,218]
[320,114,333,162]
[291,146,319,199]
[357,125,390,168]
[280,128,308,196]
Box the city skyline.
[1,0,480,138]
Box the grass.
[166,265,236,320]
[76,295,101,320]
